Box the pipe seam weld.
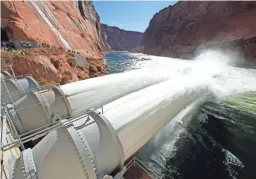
[9,108,23,135]
[64,125,98,179]
[37,92,51,123]
[21,148,38,179]
[76,130,98,178]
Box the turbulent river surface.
[105,51,256,179]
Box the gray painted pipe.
[1,74,40,104]
[104,79,209,159]
[5,69,171,135]
[11,78,210,179]
[60,69,172,117]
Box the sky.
[93,1,177,33]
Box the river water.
[105,51,256,179]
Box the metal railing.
[0,65,98,151]
[0,64,166,179]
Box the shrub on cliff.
[63,69,72,77]
[52,4,60,11]
[1,49,25,66]
[37,77,60,86]
[50,58,60,69]
[86,57,106,74]
[89,65,98,73]
[80,33,85,38]
[67,58,76,67]
[60,69,73,84]
[77,74,82,80]
[96,65,102,72]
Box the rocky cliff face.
[1,1,107,83]
[131,46,144,53]
[101,23,143,51]
[142,1,256,63]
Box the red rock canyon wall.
[101,23,143,51]
[1,1,107,84]
[142,1,256,63]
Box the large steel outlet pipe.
[60,69,171,117]
[3,69,171,135]
[11,79,210,179]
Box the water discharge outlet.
[1,69,172,136]
[8,73,209,179]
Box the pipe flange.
[2,71,12,78]
[62,121,98,179]
[6,104,23,136]
[10,160,16,179]
[25,76,40,90]
[10,90,52,135]
[20,149,38,179]
[35,91,51,123]
[76,130,98,177]
[86,109,125,178]
[51,86,72,119]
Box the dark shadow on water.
[162,100,256,179]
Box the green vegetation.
[96,64,102,72]
[60,69,73,85]
[37,77,60,86]
[84,68,89,74]
[37,77,48,85]
[50,58,60,69]
[1,49,26,65]
[89,65,98,73]
[63,69,72,77]
[48,81,60,86]
[67,58,76,67]
[52,4,60,11]
[85,57,105,74]
[77,74,83,80]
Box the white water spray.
[114,50,256,177]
